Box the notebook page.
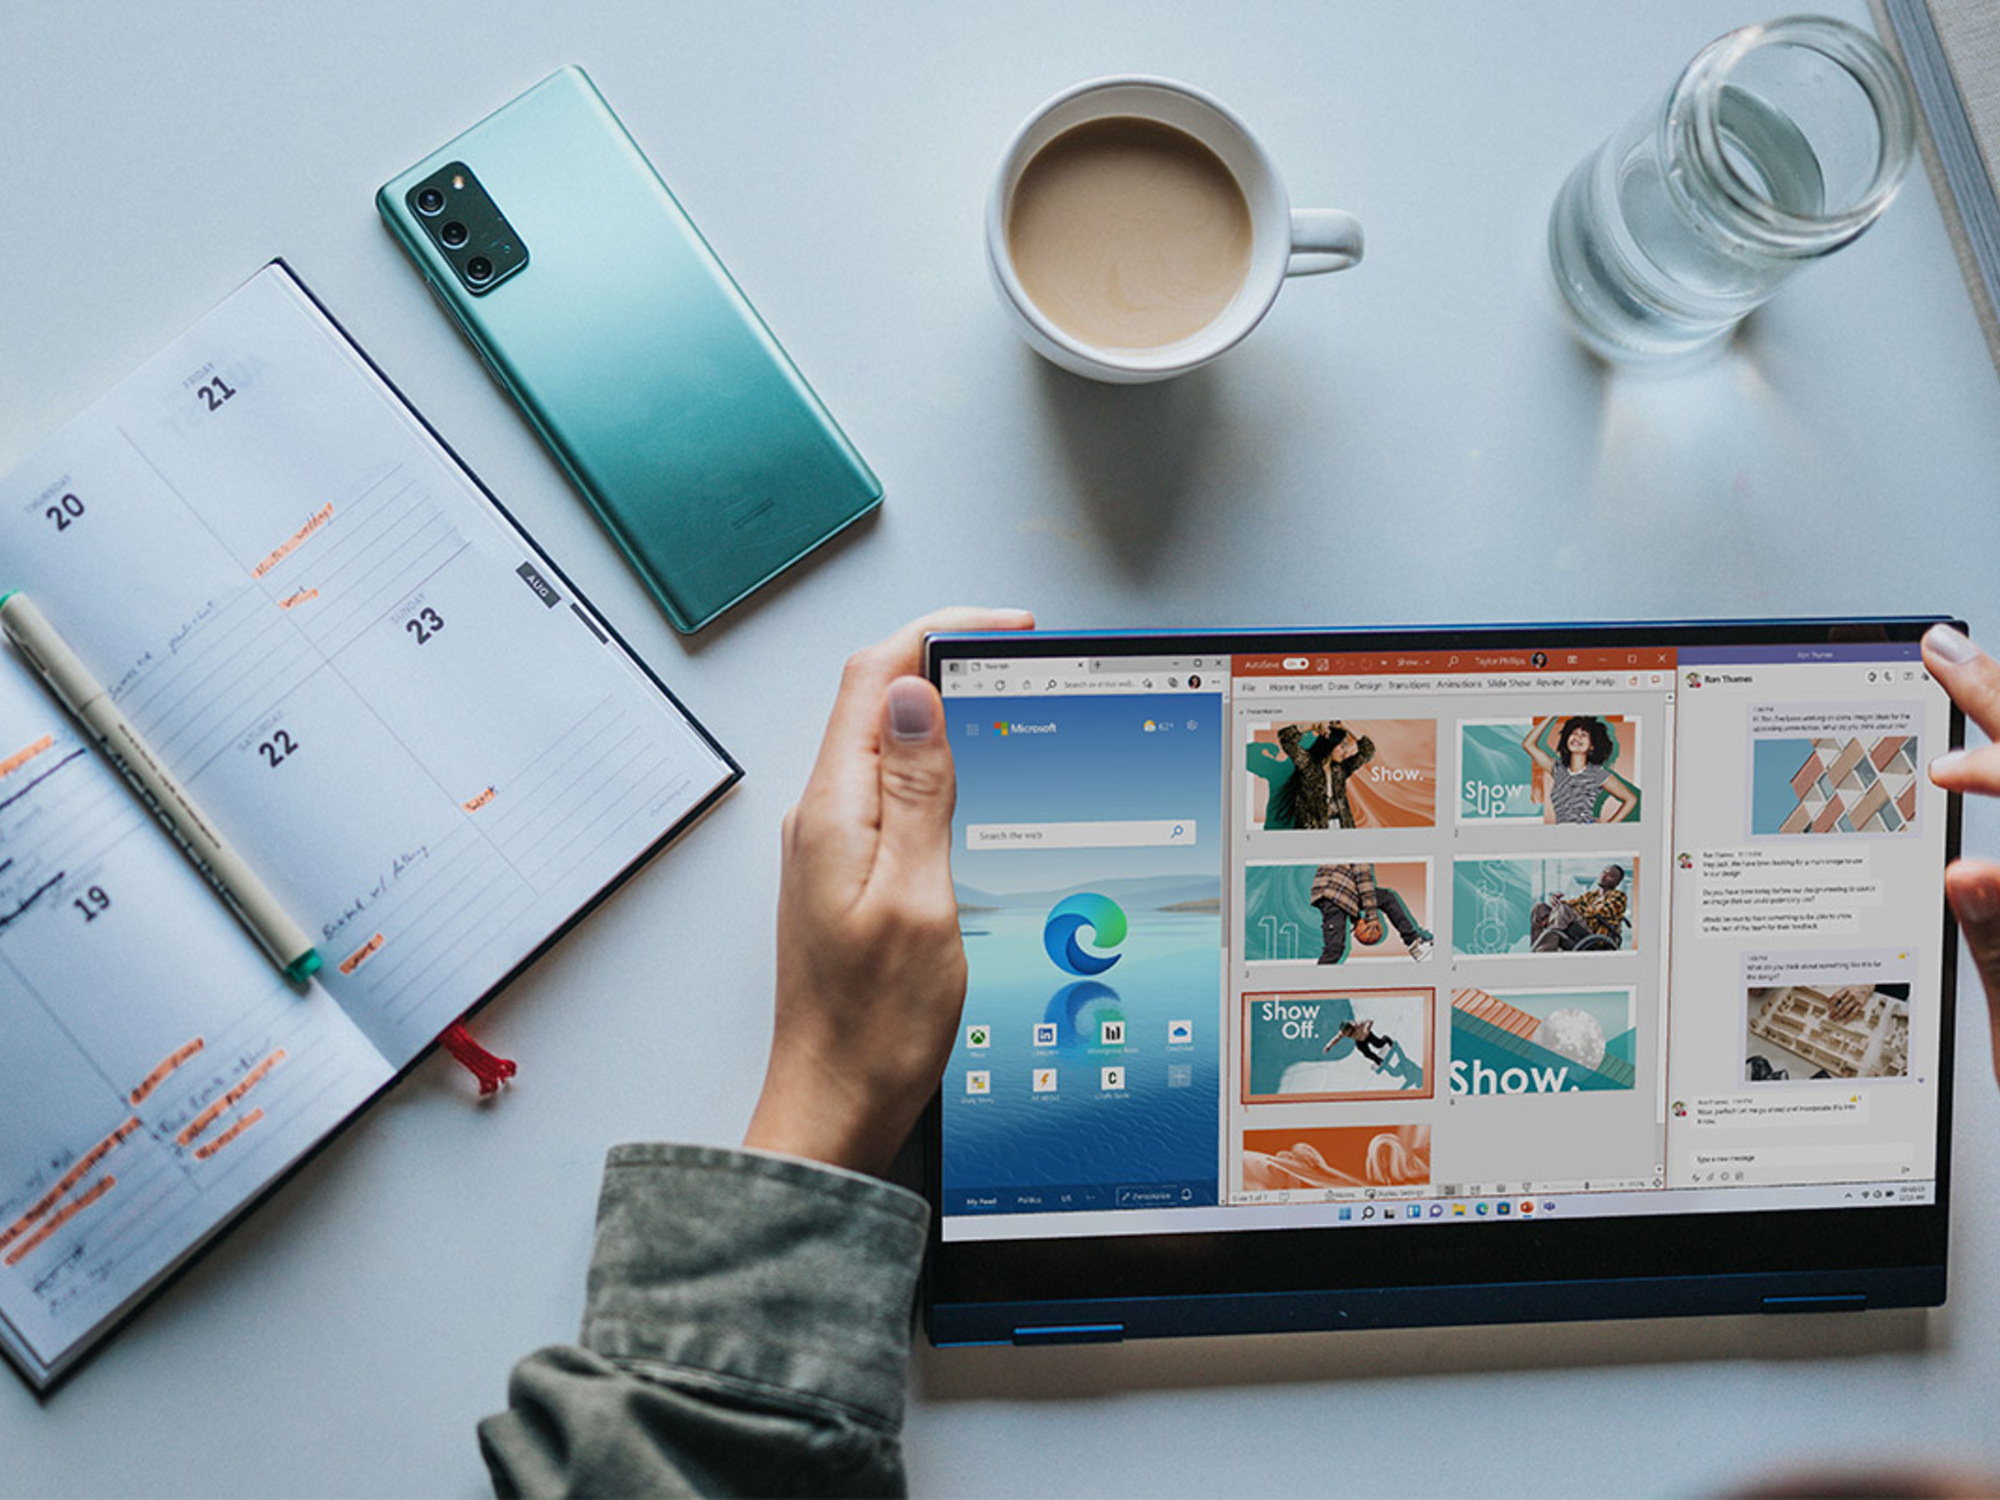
[0,264,734,1070]
[0,655,393,1382]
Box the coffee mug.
[986,76,1363,384]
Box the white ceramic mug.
[986,76,1364,384]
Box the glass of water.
[1548,15,1916,365]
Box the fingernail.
[1930,749,1967,782]
[1925,623,1977,664]
[887,678,936,742]
[1953,878,2000,925]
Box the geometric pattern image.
[1239,1124,1432,1193]
[1745,985,1910,1082]
[1449,988,1637,1094]
[1751,735,1918,836]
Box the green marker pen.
[0,590,322,985]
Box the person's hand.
[1922,622,2000,1084]
[742,606,1034,1177]
[1825,984,1870,1023]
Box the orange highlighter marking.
[251,502,334,579]
[340,933,385,976]
[461,786,496,812]
[130,1036,205,1106]
[194,1109,264,1162]
[0,1117,140,1254]
[176,1049,285,1148]
[278,588,320,610]
[0,735,54,780]
[3,1177,115,1267]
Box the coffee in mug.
[1006,117,1254,351]
[987,77,1365,383]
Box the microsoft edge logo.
[1043,893,1127,976]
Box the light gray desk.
[3,3,1998,1494]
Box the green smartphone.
[377,66,881,633]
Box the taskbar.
[948,1180,1216,1215]
[939,1178,1935,1243]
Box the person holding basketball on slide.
[1310,862,1432,964]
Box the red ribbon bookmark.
[439,1021,517,1097]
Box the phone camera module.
[413,164,524,295]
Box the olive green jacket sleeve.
[479,1143,929,1498]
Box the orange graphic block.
[1871,736,1910,772]
[278,588,320,610]
[1789,752,1824,799]
[1241,1124,1431,1192]
[1451,988,1538,1042]
[1809,795,1846,834]
[461,787,496,812]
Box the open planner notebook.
[0,263,739,1390]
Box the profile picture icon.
[1530,651,1548,669]
[1188,674,1202,689]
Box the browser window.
[937,639,1949,1245]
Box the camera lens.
[416,187,445,215]
[441,221,469,248]
[466,256,494,284]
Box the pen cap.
[0,593,107,713]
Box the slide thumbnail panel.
[1451,854,1640,957]
[1239,1124,1432,1193]
[1458,714,1640,825]
[1244,859,1434,965]
[1242,987,1434,1103]
[1449,987,1637,1095]
[1245,719,1437,830]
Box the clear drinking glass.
[1548,15,1916,364]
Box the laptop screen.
[925,622,1959,1342]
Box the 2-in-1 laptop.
[924,619,1961,1345]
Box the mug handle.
[1287,209,1364,276]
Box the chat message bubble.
[1695,848,1881,937]
[1746,702,1922,839]
[1748,703,1920,739]
[1685,1094,1870,1129]
[1743,948,1914,989]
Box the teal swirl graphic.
[1043,893,1127,976]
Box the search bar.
[966,819,1197,851]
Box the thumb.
[1946,859,2000,1084]
[876,676,955,876]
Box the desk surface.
[5,3,2000,1494]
